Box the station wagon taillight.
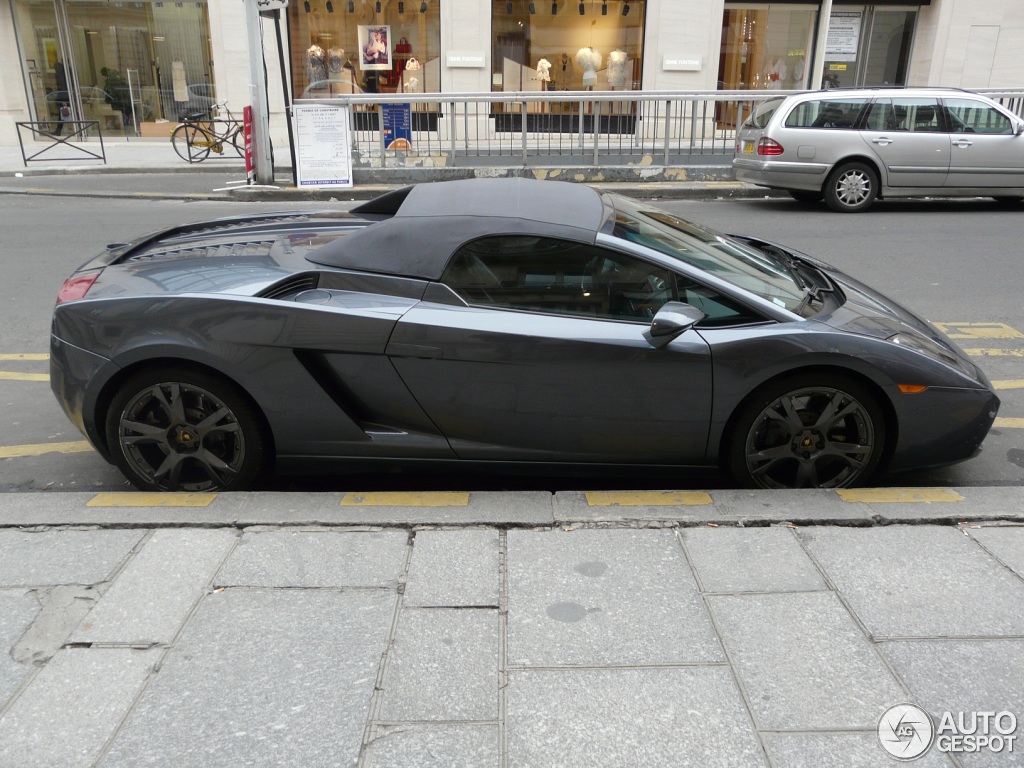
[757,137,785,156]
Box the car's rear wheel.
[824,161,878,212]
[727,374,885,489]
[104,367,269,492]
[788,189,823,203]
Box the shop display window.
[292,0,441,98]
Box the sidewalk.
[0,138,770,202]
[1,489,1023,766]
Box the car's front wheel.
[727,374,886,489]
[104,367,269,492]
[824,161,878,212]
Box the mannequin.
[328,47,345,79]
[765,55,787,90]
[553,53,574,90]
[576,47,602,90]
[535,58,551,89]
[306,44,328,85]
[607,49,627,89]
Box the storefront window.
[719,5,816,92]
[12,0,213,138]
[823,7,916,88]
[292,0,441,97]
[490,0,646,100]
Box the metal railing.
[295,88,1024,170]
[15,121,106,166]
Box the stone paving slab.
[0,529,144,587]
[403,530,500,607]
[707,592,906,730]
[70,529,237,645]
[760,732,956,767]
[505,667,764,768]
[680,526,828,593]
[379,608,499,722]
[0,647,161,768]
[968,525,1024,577]
[506,529,722,666]
[798,526,1024,638]
[0,591,41,702]
[0,492,250,526]
[362,724,500,768]
[214,529,409,587]
[101,588,396,768]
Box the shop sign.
[447,52,486,68]
[293,104,353,188]
[663,56,702,72]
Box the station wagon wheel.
[727,375,885,489]
[104,367,268,492]
[824,161,878,213]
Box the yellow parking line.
[837,488,965,503]
[964,349,1024,357]
[0,441,94,459]
[993,380,1024,390]
[0,353,49,361]
[995,417,1024,429]
[0,372,49,382]
[585,490,713,506]
[87,493,217,508]
[340,492,470,507]
[934,322,1024,340]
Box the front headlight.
[888,332,978,380]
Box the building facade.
[1,0,1021,147]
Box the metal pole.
[271,10,298,186]
[244,0,275,184]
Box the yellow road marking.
[0,372,48,381]
[340,491,470,507]
[837,488,965,503]
[934,322,1024,340]
[993,380,1024,390]
[995,417,1024,429]
[87,493,217,508]
[0,441,94,459]
[585,490,713,507]
[965,349,1024,357]
[0,353,49,361]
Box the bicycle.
[171,100,245,163]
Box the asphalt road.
[1,192,1021,492]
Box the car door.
[942,96,1024,189]
[385,235,714,463]
[860,97,951,187]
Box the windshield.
[743,98,784,129]
[608,194,807,312]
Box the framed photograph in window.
[358,25,391,71]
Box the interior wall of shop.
[0,0,25,145]
[910,0,1024,88]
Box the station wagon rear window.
[785,98,869,129]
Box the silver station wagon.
[733,87,1024,212]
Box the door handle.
[953,139,974,148]
[871,137,894,146]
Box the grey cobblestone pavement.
[1,490,1023,767]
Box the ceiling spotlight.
[303,0,310,11]
[578,1,584,13]
[420,0,427,10]
[398,0,404,10]
[507,0,513,12]
[348,0,354,10]
[601,1,607,13]
[528,1,535,11]
[622,1,629,14]
[551,1,557,12]
[326,0,334,11]
[375,0,381,10]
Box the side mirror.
[644,301,705,348]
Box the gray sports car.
[51,178,999,492]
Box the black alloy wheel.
[824,161,878,212]
[728,374,885,489]
[105,367,268,492]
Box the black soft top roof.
[307,177,608,279]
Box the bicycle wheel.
[171,124,212,163]
[226,126,245,157]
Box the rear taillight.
[56,274,99,304]
[757,137,785,156]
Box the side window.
[943,98,1013,135]
[784,98,868,129]
[864,99,896,131]
[891,97,943,133]
[677,278,763,328]
[441,236,676,322]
